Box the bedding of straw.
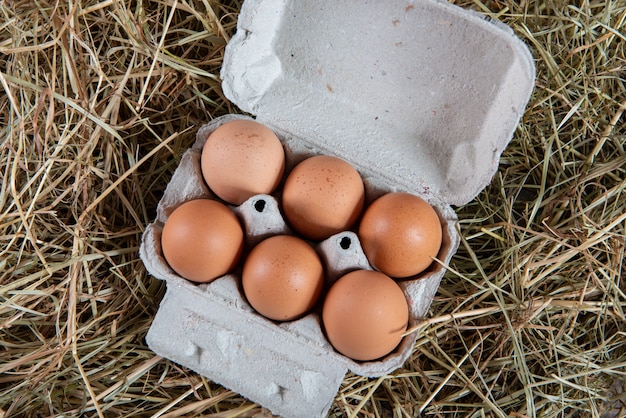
[1,0,624,417]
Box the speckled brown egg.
[322,269,409,361]
[242,235,324,321]
[282,155,365,241]
[201,119,285,205]
[358,192,442,278]
[161,199,244,283]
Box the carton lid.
[221,0,535,206]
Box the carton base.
[146,277,346,418]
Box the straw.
[1,0,624,416]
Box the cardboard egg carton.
[140,1,535,417]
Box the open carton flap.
[221,0,535,206]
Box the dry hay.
[1,0,625,417]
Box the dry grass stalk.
[1,0,624,417]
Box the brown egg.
[201,119,285,205]
[161,199,244,283]
[242,235,324,321]
[358,192,442,278]
[282,155,365,240]
[322,270,408,361]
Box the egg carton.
[140,0,535,417]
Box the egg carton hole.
[253,199,266,213]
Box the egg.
[322,270,408,361]
[242,235,324,321]
[161,199,244,283]
[201,119,285,205]
[358,192,442,278]
[282,155,365,240]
